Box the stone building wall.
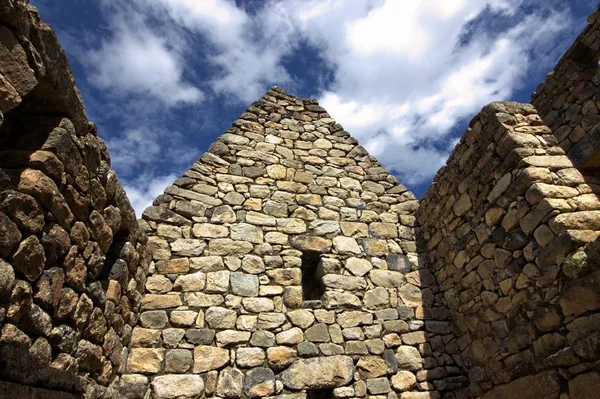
[0,1,150,397]
[124,87,464,399]
[532,7,600,170]
[417,102,600,397]
[416,8,600,398]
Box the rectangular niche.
[301,250,325,301]
[306,389,334,399]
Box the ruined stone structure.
[0,1,599,398]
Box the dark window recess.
[301,251,325,300]
[307,390,334,399]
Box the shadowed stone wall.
[418,101,600,398]
[0,1,150,397]
[533,7,600,171]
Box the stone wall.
[416,7,600,397]
[123,87,465,399]
[0,1,150,397]
[417,103,600,397]
[533,7,600,171]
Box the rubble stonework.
[417,101,600,398]
[0,1,599,398]
[128,86,458,399]
[0,1,150,398]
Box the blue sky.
[31,0,597,215]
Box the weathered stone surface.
[568,371,600,399]
[165,349,193,373]
[391,370,417,392]
[0,211,20,257]
[0,190,44,233]
[144,206,192,226]
[193,345,229,373]
[193,223,229,238]
[5,18,595,396]
[206,306,237,329]
[231,272,259,297]
[482,370,560,399]
[127,348,164,374]
[0,259,15,301]
[267,346,297,370]
[277,355,354,390]
[357,356,388,378]
[11,235,45,282]
[244,367,275,398]
[291,235,332,253]
[151,375,204,399]
[395,346,422,372]
[369,270,404,288]
[173,272,205,292]
[216,368,244,398]
[237,347,265,368]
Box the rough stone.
[277,355,354,390]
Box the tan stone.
[142,294,182,310]
[267,346,297,370]
[127,348,164,374]
[193,223,229,238]
[356,356,387,378]
[156,258,190,274]
[391,370,417,392]
[193,345,229,373]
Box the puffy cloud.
[269,0,571,184]
[139,0,294,103]
[85,3,202,106]
[65,0,580,199]
[123,173,178,217]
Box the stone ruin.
[0,1,599,398]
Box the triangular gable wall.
[132,87,455,397]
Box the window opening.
[307,390,334,399]
[301,250,325,301]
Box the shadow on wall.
[0,4,150,396]
[411,230,470,397]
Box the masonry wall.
[0,2,150,397]
[417,100,600,398]
[124,87,466,399]
[533,7,600,170]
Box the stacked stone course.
[126,87,463,399]
[0,1,150,397]
[1,1,600,398]
[418,101,600,398]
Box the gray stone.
[395,346,422,371]
[185,329,215,345]
[165,349,192,373]
[231,272,259,297]
[216,367,244,398]
[277,355,354,390]
[250,330,276,347]
[244,367,276,398]
[206,306,237,329]
[143,206,191,226]
[0,259,15,300]
[305,323,330,342]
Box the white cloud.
[86,4,202,106]
[123,173,178,217]
[268,0,571,184]
[79,0,577,201]
[139,0,293,103]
